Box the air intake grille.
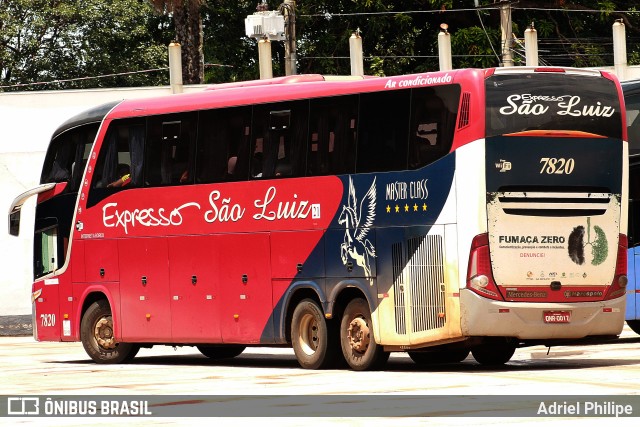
[393,235,446,335]
[496,191,610,217]
[392,243,407,335]
[408,236,446,332]
[458,92,471,129]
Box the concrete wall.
[0,84,207,334]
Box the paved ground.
[2,327,640,426]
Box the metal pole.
[349,32,364,76]
[524,24,538,67]
[438,27,452,71]
[168,42,183,94]
[500,2,513,67]
[258,38,273,79]
[613,20,627,81]
[283,0,297,75]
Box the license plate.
[543,311,571,323]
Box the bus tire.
[409,349,470,365]
[471,343,515,366]
[340,298,389,371]
[80,300,139,364]
[291,299,338,369]
[197,345,245,359]
[627,320,640,335]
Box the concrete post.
[613,20,627,81]
[500,2,513,67]
[349,32,364,76]
[284,0,297,75]
[258,38,273,79]
[438,28,452,71]
[524,24,538,67]
[168,42,183,94]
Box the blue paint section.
[262,153,457,343]
[334,153,456,229]
[627,248,638,320]
[486,136,623,193]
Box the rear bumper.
[460,289,625,340]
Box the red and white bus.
[10,68,628,370]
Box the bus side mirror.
[9,210,20,236]
[8,182,58,237]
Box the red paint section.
[69,177,343,345]
[118,238,172,342]
[32,281,61,342]
[36,182,68,204]
[270,230,325,279]
[80,176,343,238]
[215,233,273,344]
[168,235,222,342]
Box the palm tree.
[149,0,204,84]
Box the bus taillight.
[604,234,628,301]
[466,233,504,301]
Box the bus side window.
[626,94,640,246]
[357,90,411,173]
[196,107,251,183]
[626,100,640,156]
[91,122,144,189]
[145,113,197,186]
[251,100,308,179]
[87,119,145,207]
[307,95,357,176]
[408,85,460,170]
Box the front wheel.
[340,298,389,371]
[81,300,139,364]
[627,320,640,335]
[471,343,515,366]
[291,299,339,369]
[197,345,245,359]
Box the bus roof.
[52,100,121,139]
[105,70,472,120]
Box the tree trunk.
[173,2,203,84]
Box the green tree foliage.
[149,0,205,84]
[291,0,640,75]
[2,0,639,89]
[507,1,640,68]
[0,0,172,91]
[202,1,262,82]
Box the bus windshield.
[485,73,623,139]
[40,124,98,192]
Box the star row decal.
[385,203,428,213]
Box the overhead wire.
[0,63,233,90]
[3,6,638,89]
[476,8,501,64]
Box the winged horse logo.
[339,177,377,285]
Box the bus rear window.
[485,73,623,139]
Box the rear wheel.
[291,299,339,369]
[81,300,139,364]
[471,343,515,366]
[340,298,389,371]
[627,320,640,335]
[197,345,245,359]
[409,349,470,365]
